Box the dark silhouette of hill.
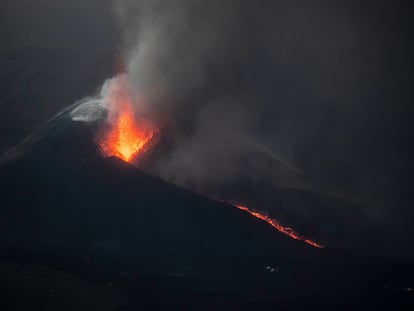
[1,115,414,310]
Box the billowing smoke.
[73,1,413,257]
[112,1,314,193]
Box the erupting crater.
[98,76,157,163]
[95,74,322,249]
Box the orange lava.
[97,76,322,249]
[99,77,155,162]
[235,204,323,248]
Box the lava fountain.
[98,75,157,163]
[91,75,322,249]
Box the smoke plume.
[75,0,414,257]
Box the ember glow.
[235,204,323,248]
[98,76,156,163]
[93,75,322,249]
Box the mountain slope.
[1,115,413,310]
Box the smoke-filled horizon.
[96,0,414,256]
[1,0,412,257]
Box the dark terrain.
[0,112,413,310]
[1,1,414,310]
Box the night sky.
[1,0,413,257]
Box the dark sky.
[1,0,413,256]
[0,0,118,152]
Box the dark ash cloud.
[111,0,414,256]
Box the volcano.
[1,103,414,310]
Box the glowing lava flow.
[235,204,323,248]
[99,76,156,163]
[96,77,322,248]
